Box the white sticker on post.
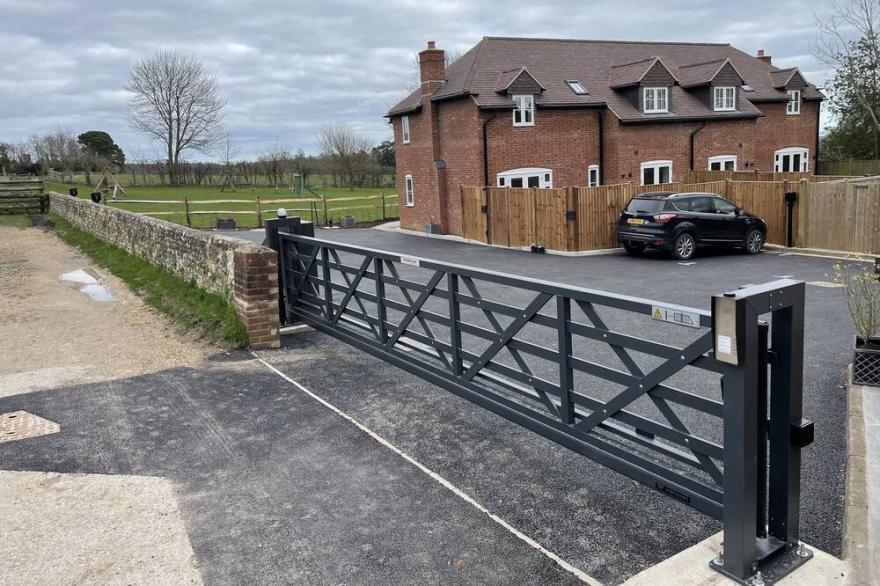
[399,255,420,267]
[717,335,732,355]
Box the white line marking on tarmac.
[677,262,696,266]
[252,352,600,586]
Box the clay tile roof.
[494,67,545,92]
[769,67,799,88]
[386,37,824,120]
[677,58,743,87]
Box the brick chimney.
[418,41,446,95]
[757,49,772,65]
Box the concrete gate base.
[622,532,849,585]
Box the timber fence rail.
[0,177,46,214]
[461,175,880,254]
[102,193,399,228]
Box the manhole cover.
[0,411,60,443]
[806,281,845,288]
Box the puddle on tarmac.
[59,270,114,302]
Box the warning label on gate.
[399,255,420,267]
[651,305,701,328]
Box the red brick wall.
[485,108,601,188]
[754,101,819,172]
[233,246,280,349]
[392,96,819,234]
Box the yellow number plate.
[627,218,645,225]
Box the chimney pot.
[756,49,772,65]
[427,41,436,49]
[757,49,765,56]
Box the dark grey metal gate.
[269,219,814,585]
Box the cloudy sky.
[0,0,835,160]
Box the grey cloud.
[1,0,833,159]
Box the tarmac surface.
[1,226,853,584]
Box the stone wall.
[48,192,280,349]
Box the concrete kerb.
[845,366,873,585]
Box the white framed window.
[708,155,737,171]
[774,147,809,172]
[713,86,736,111]
[566,80,588,95]
[512,95,534,126]
[786,90,801,115]
[588,164,600,187]
[496,167,552,188]
[401,116,410,144]
[643,87,668,113]
[640,160,673,185]
[404,174,414,206]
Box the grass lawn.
[0,214,37,229]
[47,182,400,229]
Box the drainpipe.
[690,122,706,171]
[596,109,605,183]
[482,112,497,186]
[814,102,821,172]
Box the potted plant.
[834,260,880,386]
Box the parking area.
[1,226,851,585]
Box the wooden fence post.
[183,195,192,227]
[380,191,386,220]
[796,179,809,248]
[255,195,263,228]
[322,195,329,225]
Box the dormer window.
[786,90,801,115]
[566,80,588,95]
[713,86,736,111]
[643,87,668,113]
[512,95,534,126]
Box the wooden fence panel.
[487,188,510,246]
[800,180,880,253]
[534,188,570,251]
[575,184,633,250]
[0,178,46,214]
[506,188,536,247]
[677,181,728,196]
[724,181,787,245]
[460,186,487,242]
[637,182,683,193]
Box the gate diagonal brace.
[575,301,723,484]
[462,293,553,382]
[329,250,379,340]
[387,269,446,348]
[574,331,714,435]
[383,260,452,371]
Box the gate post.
[711,280,813,585]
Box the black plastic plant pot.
[853,336,880,387]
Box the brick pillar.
[233,245,281,349]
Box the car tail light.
[654,213,677,224]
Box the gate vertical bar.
[722,296,760,582]
[321,246,333,320]
[768,282,806,543]
[756,321,770,539]
[447,273,463,376]
[557,296,574,424]
[375,258,387,345]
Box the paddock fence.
[0,177,46,214]
[461,176,880,255]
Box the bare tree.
[258,143,291,188]
[816,0,880,155]
[315,122,371,188]
[126,50,225,185]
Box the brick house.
[386,37,823,235]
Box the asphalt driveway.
[1,226,852,585]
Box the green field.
[47,182,400,229]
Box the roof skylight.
[566,80,589,95]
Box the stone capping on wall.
[48,192,280,349]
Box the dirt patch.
[0,225,210,397]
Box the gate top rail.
[278,232,714,327]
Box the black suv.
[617,192,766,260]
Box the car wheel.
[623,242,645,255]
[672,233,696,260]
[744,229,764,255]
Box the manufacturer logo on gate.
[651,305,700,328]
[399,255,420,267]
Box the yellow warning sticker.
[651,305,701,328]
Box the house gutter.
[482,112,497,186]
[689,122,706,171]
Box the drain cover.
[0,411,60,443]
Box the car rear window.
[625,198,667,213]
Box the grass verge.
[48,213,249,348]
[0,214,37,228]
